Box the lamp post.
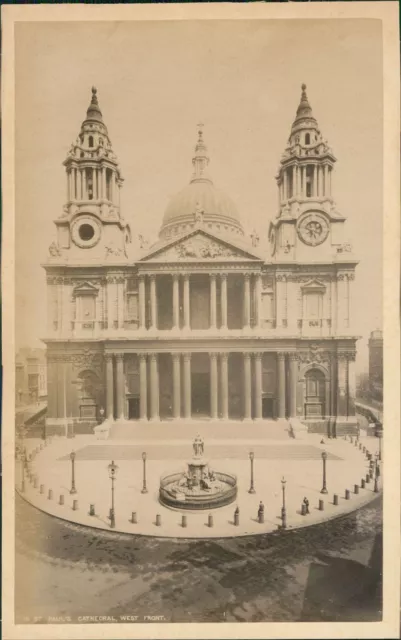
[69,451,77,494]
[377,428,383,461]
[374,452,379,493]
[321,450,328,494]
[141,451,148,494]
[20,450,26,493]
[248,451,255,494]
[108,460,118,528]
[281,476,287,529]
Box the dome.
[159,126,244,240]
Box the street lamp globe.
[70,450,76,463]
[321,450,327,461]
[281,476,286,489]
[108,460,119,479]
[142,451,147,462]
[249,451,254,461]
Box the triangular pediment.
[72,281,99,296]
[139,229,263,263]
[300,278,327,291]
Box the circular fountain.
[159,435,237,511]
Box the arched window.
[305,133,310,145]
[88,136,94,148]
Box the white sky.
[15,19,383,371]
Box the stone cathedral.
[44,85,358,437]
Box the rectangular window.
[126,293,139,324]
[80,295,95,321]
[305,292,320,318]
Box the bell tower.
[269,84,349,261]
[50,87,131,263]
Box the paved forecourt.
[16,429,382,539]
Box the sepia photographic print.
[2,3,400,639]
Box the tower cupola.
[276,84,336,211]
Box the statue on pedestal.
[193,434,204,458]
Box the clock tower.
[269,84,350,262]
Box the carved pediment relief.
[141,231,260,263]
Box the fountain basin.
[159,470,237,511]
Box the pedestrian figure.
[320,438,325,444]
[258,501,265,523]
[303,497,310,515]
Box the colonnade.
[138,272,263,330]
[280,163,332,201]
[104,350,299,422]
[67,165,119,204]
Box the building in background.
[15,348,47,405]
[368,329,383,402]
[43,85,359,437]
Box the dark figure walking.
[303,497,310,515]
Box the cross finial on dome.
[91,86,98,105]
[197,122,204,141]
[302,83,307,92]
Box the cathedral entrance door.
[304,369,325,418]
[128,397,140,420]
[191,372,211,417]
[262,396,275,419]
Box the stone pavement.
[17,431,382,539]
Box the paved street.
[15,493,382,624]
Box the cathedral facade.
[44,85,358,437]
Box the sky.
[14,19,383,372]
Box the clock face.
[297,212,329,246]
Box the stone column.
[210,274,217,329]
[183,353,191,418]
[115,353,125,420]
[172,353,181,419]
[347,351,356,416]
[82,168,87,200]
[183,275,190,330]
[102,167,107,200]
[243,274,251,329]
[139,275,146,329]
[337,353,347,416]
[77,169,82,200]
[313,165,317,197]
[150,354,159,420]
[139,353,147,420]
[220,353,229,420]
[110,170,114,203]
[220,274,228,329]
[301,166,306,197]
[278,352,286,418]
[150,275,157,329]
[172,274,180,329]
[289,353,298,417]
[210,353,218,419]
[283,169,288,200]
[254,273,262,328]
[117,277,125,329]
[254,352,263,420]
[105,354,114,420]
[324,164,329,197]
[292,165,296,198]
[243,353,252,420]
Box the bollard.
[359,443,362,450]
[366,473,370,483]
[131,511,137,524]
[234,507,239,527]
[40,484,45,494]
[345,489,350,500]
[89,504,95,516]
[208,513,214,528]
[318,499,324,511]
[181,514,187,528]
[354,484,359,494]
[333,494,339,506]
[48,489,53,500]
[362,446,366,453]
[156,514,161,527]
[33,477,38,489]
[59,494,64,506]
[73,499,78,511]
[301,503,306,516]
[361,478,366,489]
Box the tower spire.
[85,86,104,124]
[191,123,212,183]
